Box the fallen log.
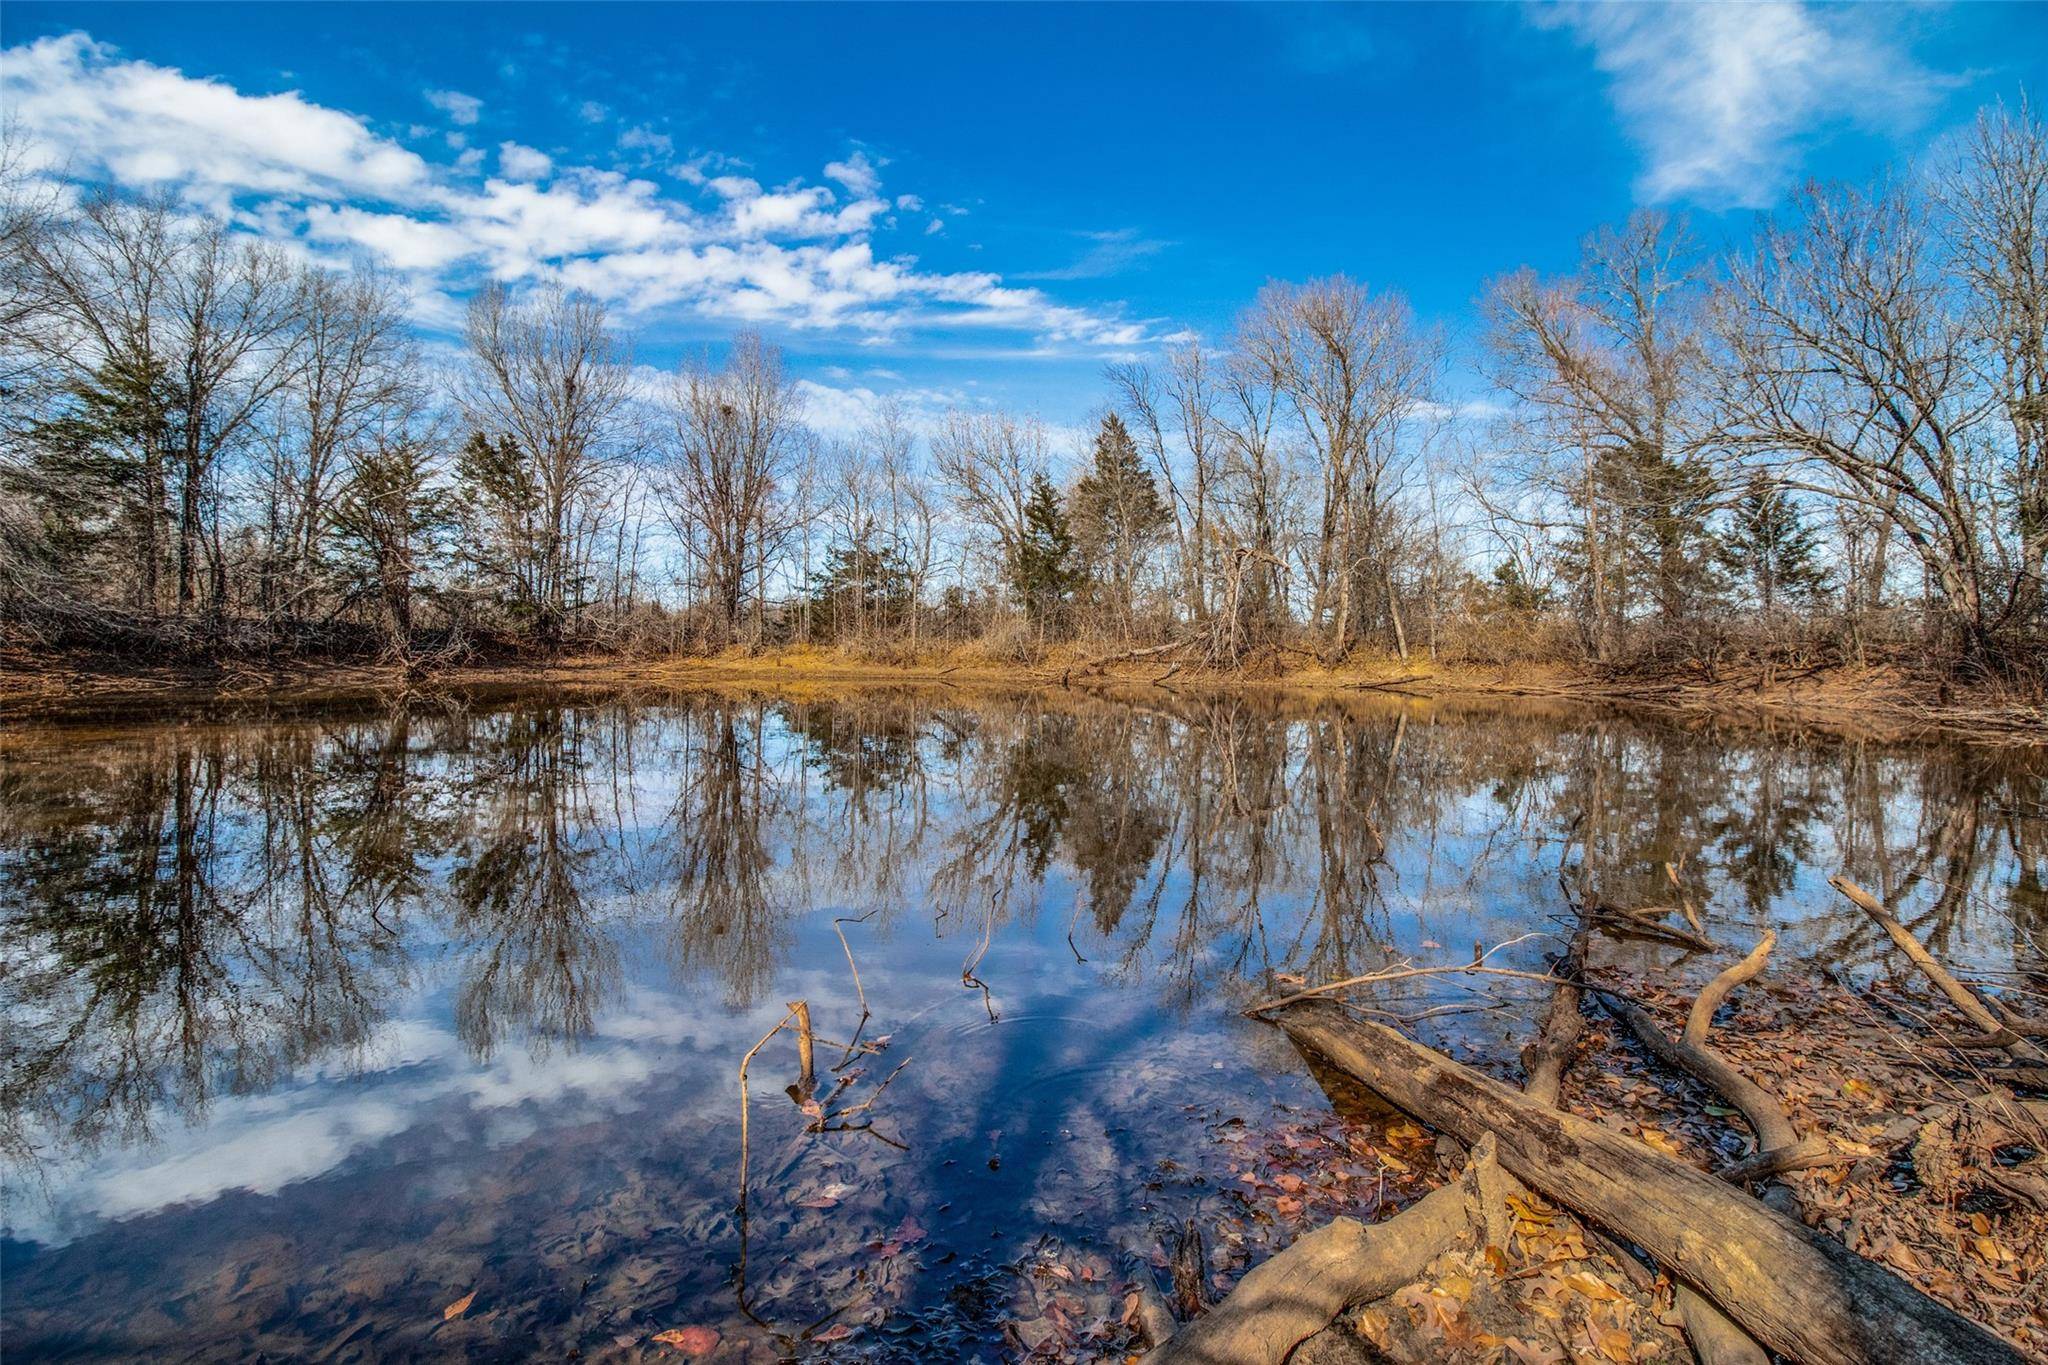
[1141,1135,1510,1365]
[1272,997,2024,1365]
[1343,672,1431,694]
[1078,639,1187,674]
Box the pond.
[2,686,2043,1362]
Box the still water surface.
[2,687,2043,1361]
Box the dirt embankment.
[0,643,2040,744]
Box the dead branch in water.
[1598,933,1837,1185]
[1831,876,2048,1079]
[1244,932,1655,1015]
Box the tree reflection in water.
[1,689,2042,1359]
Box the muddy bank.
[2,644,2040,746]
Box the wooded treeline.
[1,100,2040,680]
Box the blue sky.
[5,2,2045,431]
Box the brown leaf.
[652,1325,721,1354]
[1564,1271,1626,1302]
[442,1291,477,1321]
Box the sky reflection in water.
[2,689,2043,1361]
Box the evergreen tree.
[1557,443,1723,633]
[331,437,453,652]
[8,354,177,611]
[455,431,549,634]
[809,518,914,641]
[1012,472,1080,626]
[1489,559,1549,613]
[1069,412,1169,631]
[1720,471,1828,614]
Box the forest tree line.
[0,100,2041,679]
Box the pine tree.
[9,354,177,611]
[809,518,913,641]
[1720,471,1828,614]
[1013,473,1079,627]
[331,437,453,652]
[455,432,548,633]
[1557,443,1723,633]
[1069,412,1169,631]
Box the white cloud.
[1534,2,1947,208]
[794,377,969,436]
[1019,227,1170,282]
[424,87,482,126]
[305,203,472,270]
[497,140,553,181]
[578,99,609,124]
[823,149,883,198]
[1,31,1146,350]
[619,124,675,159]
[4,33,432,203]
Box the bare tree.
[461,282,633,644]
[265,265,414,618]
[931,408,1050,607]
[163,223,303,614]
[1718,182,2021,666]
[867,398,940,648]
[657,331,804,647]
[1483,213,1711,660]
[1936,99,2047,628]
[1236,277,1439,656]
[1210,343,1293,655]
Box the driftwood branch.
[1831,876,2048,1075]
[1520,917,1765,1365]
[1600,933,1836,1184]
[1519,921,1589,1107]
[1141,1135,1510,1365]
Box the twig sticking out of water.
[737,1005,801,1215]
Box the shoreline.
[1,645,2041,745]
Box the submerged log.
[1142,1136,1510,1365]
[1273,997,2024,1365]
[1170,1218,1208,1321]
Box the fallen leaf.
[813,1323,854,1343]
[442,1291,477,1321]
[1564,1271,1626,1302]
[1638,1127,1684,1158]
[652,1325,721,1354]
